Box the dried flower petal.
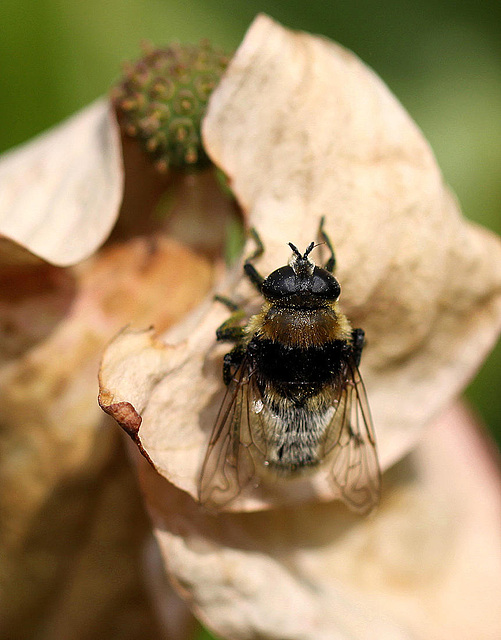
[140,402,501,640]
[1,237,213,636]
[0,99,123,266]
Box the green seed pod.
[112,41,231,172]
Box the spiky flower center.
[111,41,230,172]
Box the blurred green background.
[0,2,499,638]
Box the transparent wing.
[198,357,261,510]
[323,363,381,514]
[199,356,380,514]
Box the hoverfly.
[199,218,380,514]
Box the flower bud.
[112,41,231,172]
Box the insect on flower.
[199,218,381,514]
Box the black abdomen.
[249,337,351,402]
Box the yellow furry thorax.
[245,301,352,349]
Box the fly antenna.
[304,241,316,258]
[289,240,316,275]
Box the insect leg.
[319,216,336,273]
[215,310,247,343]
[243,228,265,291]
[246,227,264,262]
[214,294,240,312]
[351,328,365,367]
[222,344,246,385]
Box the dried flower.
[97,15,501,640]
[0,39,232,640]
[1,12,500,640]
[112,41,230,172]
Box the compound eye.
[311,269,341,299]
[262,266,297,298]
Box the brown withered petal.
[99,15,501,511]
[0,99,123,266]
[139,402,501,640]
[0,237,213,638]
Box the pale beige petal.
[141,402,501,640]
[0,237,213,637]
[0,98,123,266]
[98,312,222,499]
[99,16,501,511]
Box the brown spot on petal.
[100,399,142,434]
[99,397,155,467]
